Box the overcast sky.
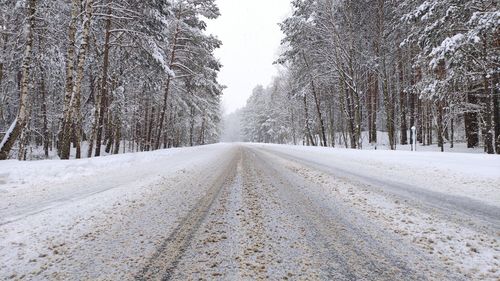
[206,0,291,114]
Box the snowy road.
[0,144,499,280]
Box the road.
[0,144,498,280]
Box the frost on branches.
[240,0,499,154]
[0,0,223,160]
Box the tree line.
[242,0,499,153]
[0,0,223,160]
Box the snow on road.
[251,143,500,206]
[251,145,499,279]
[0,143,498,280]
[0,144,238,279]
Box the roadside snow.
[248,143,500,206]
[0,146,190,191]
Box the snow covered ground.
[19,131,486,161]
[324,130,487,153]
[0,143,498,280]
[14,142,131,161]
[251,143,500,206]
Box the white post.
[411,126,417,151]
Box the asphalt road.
[1,144,498,280]
[140,146,498,280]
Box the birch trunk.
[59,0,80,159]
[71,0,93,159]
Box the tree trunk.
[311,81,327,147]
[417,98,423,143]
[59,0,80,159]
[450,117,454,149]
[290,106,297,145]
[493,34,500,154]
[338,78,348,148]
[71,0,93,159]
[198,111,206,145]
[350,73,362,149]
[437,101,444,152]
[482,37,494,154]
[105,114,114,154]
[398,51,408,145]
[409,63,420,148]
[482,76,493,154]
[87,76,99,157]
[95,6,112,157]
[18,121,30,161]
[436,60,446,152]
[113,119,121,155]
[376,0,395,150]
[0,33,5,111]
[0,0,36,160]
[426,102,432,145]
[409,93,416,148]
[301,52,327,147]
[465,92,479,148]
[345,88,357,149]
[303,94,315,146]
[40,68,49,158]
[146,106,155,151]
[382,68,395,150]
[328,103,335,147]
[368,73,378,144]
[493,71,500,154]
[189,106,195,147]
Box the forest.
[0,0,223,160]
[1,0,499,161]
[241,0,500,153]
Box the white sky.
[206,0,291,114]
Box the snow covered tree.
[0,0,223,160]
[242,0,498,154]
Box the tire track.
[165,148,325,280]
[248,147,465,281]
[167,155,244,280]
[135,150,240,281]
[255,147,500,230]
[237,154,271,280]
